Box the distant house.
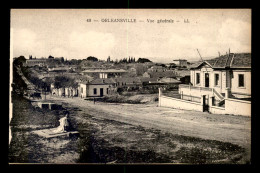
[142,72,151,78]
[173,59,188,67]
[138,76,180,90]
[81,69,127,79]
[24,58,47,67]
[176,75,190,84]
[147,66,166,73]
[79,78,117,98]
[129,67,137,76]
[48,67,69,73]
[174,70,191,84]
[139,77,158,84]
[158,77,182,84]
[142,71,176,79]
[50,84,78,97]
[114,77,142,90]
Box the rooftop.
[147,71,176,78]
[173,59,187,61]
[114,77,142,84]
[190,53,251,69]
[158,77,182,84]
[81,69,127,73]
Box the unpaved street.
[48,95,251,149]
[9,94,251,163]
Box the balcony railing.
[179,84,213,92]
[179,84,224,101]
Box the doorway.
[202,95,209,112]
[205,73,209,87]
[100,88,104,97]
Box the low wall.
[225,98,251,117]
[159,95,203,112]
[209,106,226,115]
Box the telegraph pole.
[197,49,203,62]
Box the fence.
[182,94,201,103]
[161,90,181,99]
[179,84,224,101]
[159,88,251,116]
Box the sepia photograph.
[9,9,251,164]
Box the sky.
[11,9,251,63]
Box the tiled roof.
[230,53,251,68]
[79,75,94,83]
[148,71,176,78]
[191,53,251,69]
[138,77,158,83]
[114,77,142,84]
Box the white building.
[79,78,117,98]
[81,69,127,79]
[159,53,251,116]
[189,53,251,98]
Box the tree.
[12,66,28,95]
[137,58,152,63]
[29,76,44,89]
[13,56,26,67]
[54,76,78,89]
[86,56,98,61]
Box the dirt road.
[48,95,251,149]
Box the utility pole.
[197,49,203,62]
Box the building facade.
[80,78,117,98]
[189,53,251,98]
